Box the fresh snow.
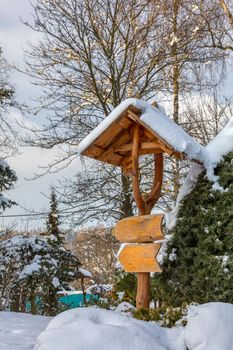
[114,301,136,313]
[166,162,204,230]
[77,98,233,199]
[77,98,205,163]
[34,302,233,350]
[57,290,83,296]
[0,194,11,207]
[167,117,233,229]
[0,159,10,169]
[52,277,60,288]
[1,303,233,349]
[184,303,233,350]
[34,307,185,350]
[79,268,92,278]
[0,312,50,350]
[86,283,112,294]
[168,248,177,261]
[205,117,233,180]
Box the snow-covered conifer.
[0,160,17,212]
[158,119,233,305]
[43,187,64,247]
[0,235,82,315]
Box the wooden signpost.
[78,104,184,309]
[118,243,162,273]
[113,214,164,243]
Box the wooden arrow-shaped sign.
[113,214,164,243]
[118,243,162,273]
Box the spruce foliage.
[45,187,64,246]
[157,152,233,306]
[0,49,17,211]
[0,161,17,212]
[114,271,137,304]
[0,235,82,315]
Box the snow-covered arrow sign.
[118,243,162,273]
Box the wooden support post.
[136,272,150,309]
[131,124,163,310]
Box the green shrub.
[133,304,188,327]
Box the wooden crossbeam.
[116,116,133,129]
[115,142,161,152]
[98,129,131,164]
[85,145,106,158]
[127,109,176,157]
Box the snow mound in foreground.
[34,302,233,350]
[0,312,50,350]
[34,307,185,350]
[185,303,233,350]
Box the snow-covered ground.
[2,303,233,350]
[34,302,233,350]
[0,312,50,350]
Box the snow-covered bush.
[158,150,233,306]
[0,235,82,315]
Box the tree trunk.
[30,290,37,315]
[120,171,133,218]
[10,294,20,312]
[219,0,233,30]
[172,0,181,200]
[81,277,87,306]
[20,293,26,313]
[48,289,57,316]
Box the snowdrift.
[0,312,50,350]
[34,302,233,350]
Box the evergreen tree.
[157,152,233,306]
[0,49,17,211]
[37,187,86,315]
[0,48,17,158]
[0,235,82,315]
[45,187,64,246]
[0,161,17,212]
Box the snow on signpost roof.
[77,98,206,173]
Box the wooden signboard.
[113,214,164,243]
[118,243,162,273]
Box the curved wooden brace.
[131,125,163,216]
[145,154,163,214]
[132,124,146,215]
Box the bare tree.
[67,226,119,286]
[0,50,17,158]
[183,92,232,144]
[23,0,230,222]
[219,0,233,31]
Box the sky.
[0,0,82,231]
[1,1,233,232]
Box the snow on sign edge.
[77,98,205,163]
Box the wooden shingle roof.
[77,99,204,174]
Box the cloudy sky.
[1,1,233,232]
[0,0,82,230]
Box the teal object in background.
[26,296,41,312]
[59,293,98,308]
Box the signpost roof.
[77,98,205,174]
